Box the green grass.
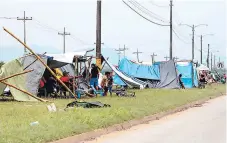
[0,84,225,143]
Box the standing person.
[90,63,99,90]
[101,72,108,96]
[107,72,113,96]
[178,74,185,89]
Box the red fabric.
[39,80,45,88]
[60,76,70,83]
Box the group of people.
[89,63,113,96]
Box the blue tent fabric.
[118,58,160,80]
[113,74,126,86]
[176,62,198,88]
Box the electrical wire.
[149,0,169,8]
[122,0,170,26]
[130,0,169,23]
[172,28,191,44]
[0,17,17,19]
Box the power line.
[0,17,17,19]
[122,0,170,26]
[172,28,190,44]
[149,0,169,8]
[130,1,169,23]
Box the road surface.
[83,96,226,143]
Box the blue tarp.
[118,58,160,80]
[176,62,198,88]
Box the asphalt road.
[84,96,226,143]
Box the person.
[178,74,185,89]
[90,63,99,90]
[100,72,108,96]
[46,75,57,97]
[60,71,72,97]
[199,74,206,83]
[107,72,113,96]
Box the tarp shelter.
[118,58,160,80]
[148,60,180,89]
[176,61,198,88]
[197,64,210,71]
[20,54,68,96]
[104,58,146,89]
[0,59,37,101]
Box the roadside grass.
[0,84,225,143]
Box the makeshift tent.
[118,58,160,80]
[176,61,198,88]
[20,54,68,96]
[0,59,37,101]
[104,58,146,89]
[197,64,209,71]
[148,60,180,89]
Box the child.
[107,72,113,96]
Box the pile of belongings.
[66,101,111,109]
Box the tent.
[197,64,210,71]
[118,58,160,80]
[176,61,198,88]
[148,60,180,89]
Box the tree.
[0,61,4,68]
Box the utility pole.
[164,56,169,61]
[198,34,213,64]
[115,45,123,63]
[200,35,202,64]
[96,0,102,69]
[169,0,173,60]
[150,53,157,64]
[207,44,210,68]
[173,57,179,62]
[58,27,70,53]
[214,54,216,69]
[211,52,213,70]
[122,44,128,57]
[192,25,195,61]
[133,48,142,63]
[219,57,220,63]
[17,11,32,53]
[179,24,208,60]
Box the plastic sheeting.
[104,58,146,89]
[118,58,160,80]
[149,60,180,89]
[20,55,47,96]
[176,61,198,88]
[0,60,37,101]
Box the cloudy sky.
[0,0,226,65]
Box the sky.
[0,0,226,66]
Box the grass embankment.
[0,84,225,143]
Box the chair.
[90,85,104,97]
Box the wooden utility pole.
[133,48,142,63]
[169,0,173,60]
[164,56,169,61]
[207,44,210,68]
[179,24,207,60]
[58,27,70,53]
[200,35,203,64]
[211,52,213,70]
[151,53,157,64]
[17,11,32,53]
[115,45,123,63]
[96,0,102,69]
[122,44,128,57]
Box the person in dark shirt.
[199,74,206,83]
[90,63,99,90]
[107,72,113,96]
[178,74,185,89]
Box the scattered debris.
[30,121,39,126]
[47,103,57,112]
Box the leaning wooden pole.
[0,69,34,82]
[0,81,47,102]
[3,27,77,99]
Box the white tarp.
[105,59,145,89]
[47,51,87,63]
[197,64,210,71]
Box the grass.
[0,84,226,143]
